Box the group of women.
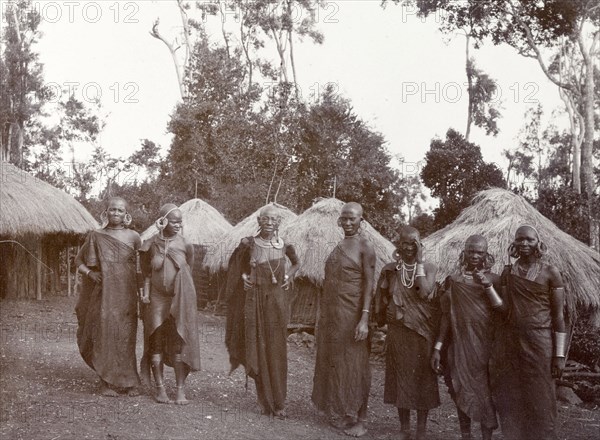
[75,197,566,440]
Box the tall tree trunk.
[465,34,473,142]
[559,88,582,192]
[239,9,253,92]
[288,30,299,99]
[578,32,595,199]
[577,30,597,248]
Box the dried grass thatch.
[140,198,232,244]
[422,188,600,325]
[205,203,297,273]
[280,198,396,286]
[0,162,99,237]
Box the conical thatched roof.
[422,188,600,325]
[0,162,99,237]
[280,198,396,286]
[140,198,232,244]
[205,203,297,273]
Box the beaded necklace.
[396,260,417,288]
[254,236,282,284]
[515,260,542,281]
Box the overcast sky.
[27,0,565,179]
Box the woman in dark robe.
[431,235,502,440]
[225,205,299,418]
[375,226,439,440]
[312,202,375,438]
[75,196,141,396]
[139,204,201,405]
[490,225,566,440]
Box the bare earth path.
[1,297,598,440]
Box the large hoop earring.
[357,219,365,235]
[484,252,495,270]
[123,213,132,227]
[458,250,466,267]
[100,210,108,228]
[508,243,519,259]
[337,218,342,227]
[392,249,401,262]
[156,217,168,230]
[535,242,548,258]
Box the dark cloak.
[75,230,140,388]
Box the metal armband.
[554,331,567,358]
[484,285,503,308]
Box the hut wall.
[0,235,40,299]
[288,278,319,328]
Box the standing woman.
[491,225,566,440]
[225,205,299,418]
[312,202,375,437]
[375,226,439,440]
[75,196,141,397]
[139,204,201,405]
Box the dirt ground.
[0,297,598,440]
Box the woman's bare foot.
[174,386,189,405]
[99,380,118,397]
[126,387,139,397]
[274,409,287,420]
[344,420,367,437]
[344,421,367,437]
[331,415,355,429]
[155,385,171,404]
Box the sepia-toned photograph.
[1,1,599,439]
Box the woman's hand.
[354,318,369,342]
[242,273,254,291]
[88,270,102,283]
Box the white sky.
[16,0,566,179]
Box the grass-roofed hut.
[280,198,396,328]
[140,198,233,307]
[0,162,99,299]
[422,188,600,326]
[204,202,297,312]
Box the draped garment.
[375,263,440,410]
[311,244,371,416]
[490,271,557,440]
[139,234,200,383]
[225,237,298,414]
[75,230,140,388]
[444,278,498,428]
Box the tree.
[150,0,195,99]
[421,128,506,227]
[290,85,402,237]
[401,0,599,200]
[0,0,47,166]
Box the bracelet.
[434,341,443,351]
[484,285,503,308]
[554,332,567,358]
[85,269,92,277]
[362,309,369,313]
[415,263,426,278]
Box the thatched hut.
[422,188,600,325]
[0,162,99,299]
[140,198,233,306]
[280,198,396,328]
